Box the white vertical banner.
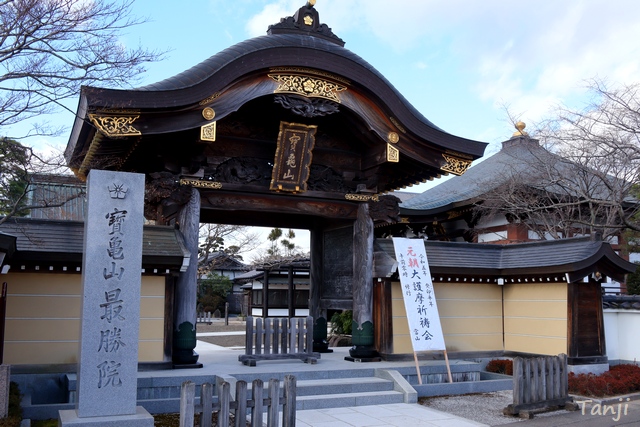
[392,237,446,351]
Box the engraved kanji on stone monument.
[76,170,145,418]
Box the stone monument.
[59,170,153,426]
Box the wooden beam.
[200,190,360,220]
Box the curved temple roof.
[65,2,487,193]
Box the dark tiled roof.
[374,236,636,281]
[400,137,553,213]
[74,32,487,160]
[91,33,445,135]
[199,252,248,271]
[603,295,640,310]
[400,136,627,214]
[27,174,86,221]
[0,217,189,271]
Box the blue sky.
[122,0,640,156]
[16,0,640,259]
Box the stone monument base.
[58,406,154,427]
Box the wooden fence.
[197,312,213,324]
[239,316,320,366]
[180,375,297,427]
[504,353,572,416]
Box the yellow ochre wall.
[390,281,568,356]
[503,282,567,355]
[391,281,503,354]
[2,273,165,365]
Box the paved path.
[296,404,487,427]
[193,339,491,427]
[194,332,640,427]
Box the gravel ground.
[421,391,523,426]
[196,319,246,348]
[420,390,570,426]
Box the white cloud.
[245,1,299,37]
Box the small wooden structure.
[239,316,319,366]
[180,376,297,427]
[504,354,572,417]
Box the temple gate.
[65,2,487,364]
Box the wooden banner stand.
[413,350,453,385]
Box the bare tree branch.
[0,0,164,220]
[0,0,164,136]
[475,81,640,243]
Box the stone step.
[231,368,377,383]
[296,376,395,396]
[296,390,405,410]
[234,375,395,399]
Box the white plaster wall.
[250,308,309,317]
[478,230,507,242]
[476,216,509,228]
[604,309,640,363]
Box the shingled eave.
[0,218,189,271]
[67,33,487,167]
[374,237,635,281]
[399,198,480,219]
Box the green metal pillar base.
[349,320,379,359]
[313,317,332,353]
[172,321,201,366]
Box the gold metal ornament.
[269,67,350,85]
[441,154,472,175]
[179,179,222,189]
[200,121,217,142]
[89,114,141,137]
[387,132,399,144]
[269,74,347,103]
[198,92,221,106]
[387,143,399,163]
[512,121,528,136]
[202,107,216,120]
[345,194,379,202]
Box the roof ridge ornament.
[512,121,528,137]
[267,1,345,47]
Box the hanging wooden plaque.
[270,121,317,193]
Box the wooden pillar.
[373,279,393,356]
[288,265,295,318]
[173,188,201,366]
[262,270,269,318]
[567,279,608,367]
[309,228,330,352]
[309,228,323,319]
[349,203,377,359]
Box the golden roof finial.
[307,0,316,6]
[512,121,528,137]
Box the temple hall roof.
[374,236,636,282]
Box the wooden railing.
[180,376,297,427]
[197,311,213,324]
[504,354,571,417]
[239,316,320,366]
